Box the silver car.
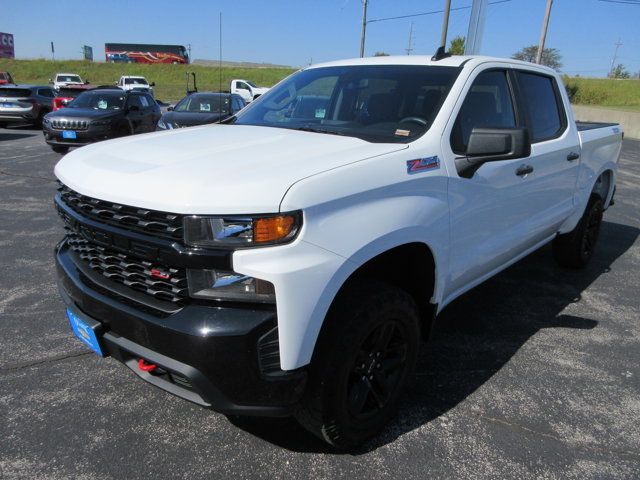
[0,85,55,128]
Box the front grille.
[67,232,189,305]
[58,183,184,240]
[51,119,89,130]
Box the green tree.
[448,36,466,55]
[610,64,630,79]
[512,45,562,70]
[373,51,390,57]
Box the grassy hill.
[563,76,640,111]
[0,59,296,102]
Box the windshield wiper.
[294,126,346,136]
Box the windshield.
[58,75,82,83]
[68,91,125,110]
[246,81,257,88]
[234,65,459,143]
[174,94,230,114]
[125,78,148,85]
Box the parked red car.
[52,84,96,111]
[0,71,15,85]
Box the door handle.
[567,152,580,161]
[515,165,534,177]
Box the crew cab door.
[442,68,538,298]
[511,70,580,231]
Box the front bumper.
[43,124,112,147]
[55,239,306,416]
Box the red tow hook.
[138,358,158,372]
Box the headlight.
[187,269,275,303]
[157,119,170,129]
[42,116,51,125]
[184,212,301,248]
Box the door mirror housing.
[150,82,156,87]
[128,105,140,112]
[455,127,531,178]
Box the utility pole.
[536,0,553,64]
[188,43,192,61]
[405,22,415,55]
[609,38,622,77]
[465,0,487,55]
[359,0,368,58]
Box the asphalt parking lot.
[0,127,638,479]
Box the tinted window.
[516,72,563,142]
[451,70,516,153]
[38,89,55,98]
[0,88,32,97]
[174,94,230,114]
[235,65,460,143]
[68,91,125,110]
[144,94,156,106]
[127,95,143,109]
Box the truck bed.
[576,121,618,132]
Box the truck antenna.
[219,12,223,122]
[432,0,452,61]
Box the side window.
[139,95,149,107]
[38,88,54,98]
[451,70,516,154]
[238,82,250,91]
[145,94,156,106]
[516,72,564,142]
[127,95,143,109]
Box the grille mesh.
[67,232,188,305]
[58,183,184,240]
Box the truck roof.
[307,55,556,74]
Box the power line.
[366,0,511,24]
[597,0,640,4]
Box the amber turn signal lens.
[253,215,296,243]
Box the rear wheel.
[553,194,604,268]
[50,145,69,154]
[295,280,420,449]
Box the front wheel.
[294,280,420,449]
[553,194,604,268]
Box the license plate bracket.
[67,308,104,356]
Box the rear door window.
[451,70,517,154]
[515,72,565,142]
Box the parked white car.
[54,55,622,449]
[230,78,269,103]
[50,73,85,90]
[116,76,155,96]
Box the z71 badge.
[407,156,440,175]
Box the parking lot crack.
[472,410,640,461]
[0,350,92,373]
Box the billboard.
[83,45,93,61]
[0,32,15,59]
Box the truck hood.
[54,124,407,214]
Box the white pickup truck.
[230,78,269,103]
[54,55,622,448]
[50,73,85,90]
[116,75,155,96]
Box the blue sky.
[2,0,639,77]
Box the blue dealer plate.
[61,130,77,139]
[67,308,103,356]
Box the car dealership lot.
[0,127,638,479]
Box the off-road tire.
[553,194,604,268]
[294,280,420,449]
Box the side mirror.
[150,82,156,87]
[85,80,90,84]
[49,78,53,83]
[128,105,140,112]
[455,127,531,178]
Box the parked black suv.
[43,87,161,153]
[0,85,55,127]
[156,93,245,130]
